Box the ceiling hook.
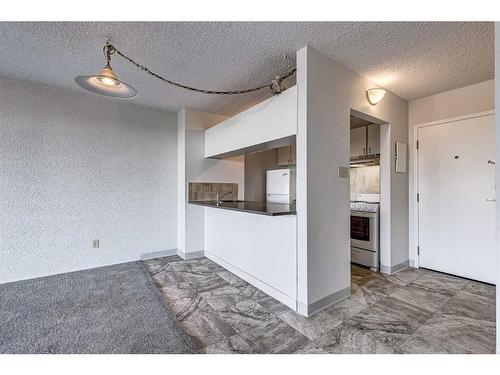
[270,77,283,95]
[103,41,116,66]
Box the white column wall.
[296,46,409,313]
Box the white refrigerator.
[266,168,296,204]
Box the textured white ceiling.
[0,22,493,115]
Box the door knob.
[486,198,496,202]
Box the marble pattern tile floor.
[143,256,496,354]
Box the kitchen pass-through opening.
[349,110,387,274]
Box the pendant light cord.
[104,43,296,95]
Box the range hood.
[350,154,380,167]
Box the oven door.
[350,210,377,251]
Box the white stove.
[350,194,380,271]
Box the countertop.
[188,200,296,216]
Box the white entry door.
[418,113,495,284]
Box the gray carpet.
[0,261,196,353]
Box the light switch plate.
[338,166,349,178]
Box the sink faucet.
[216,190,233,205]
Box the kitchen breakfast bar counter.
[188,200,296,216]
[192,199,298,311]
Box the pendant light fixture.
[76,42,297,99]
[75,44,137,99]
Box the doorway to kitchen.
[349,110,390,277]
[350,113,381,273]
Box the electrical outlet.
[92,239,100,249]
[338,166,349,178]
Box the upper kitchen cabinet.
[277,143,296,166]
[205,86,297,159]
[350,123,380,158]
[367,124,380,155]
[350,126,367,158]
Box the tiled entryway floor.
[143,256,496,354]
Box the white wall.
[408,79,495,267]
[494,22,499,355]
[296,46,409,313]
[0,77,178,284]
[204,207,297,309]
[409,80,494,125]
[177,108,244,257]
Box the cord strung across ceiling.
[75,42,297,99]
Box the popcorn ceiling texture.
[0,22,493,116]
[0,77,178,284]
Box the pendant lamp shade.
[75,65,137,99]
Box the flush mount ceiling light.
[75,44,137,99]
[366,88,386,105]
[75,42,296,99]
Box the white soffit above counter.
[205,86,297,158]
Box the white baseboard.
[140,249,178,260]
[177,250,205,260]
[297,286,351,317]
[380,260,409,275]
[205,251,297,311]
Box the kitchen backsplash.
[188,182,238,202]
[350,165,380,200]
